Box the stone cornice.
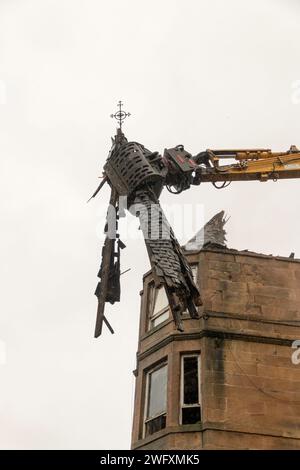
[136,327,294,364]
[132,421,300,449]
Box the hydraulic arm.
[91,126,300,337]
[193,146,300,184]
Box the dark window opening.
[145,414,166,437]
[181,355,201,425]
[182,406,201,425]
[184,356,199,404]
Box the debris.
[185,211,229,251]
[91,102,300,337]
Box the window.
[149,285,169,329]
[148,265,197,330]
[182,265,198,316]
[144,363,168,437]
[191,265,198,284]
[180,354,201,425]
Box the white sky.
[0,0,300,449]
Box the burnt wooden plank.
[94,187,118,338]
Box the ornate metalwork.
[110,100,131,130]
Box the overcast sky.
[1,0,300,449]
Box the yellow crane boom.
[198,146,300,183]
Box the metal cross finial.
[110,100,131,130]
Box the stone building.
[131,213,300,450]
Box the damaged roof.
[184,210,229,251]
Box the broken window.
[180,354,201,425]
[144,363,168,437]
[149,285,169,329]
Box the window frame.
[180,353,201,425]
[147,263,198,330]
[148,284,170,330]
[143,361,168,438]
[182,264,199,316]
[191,264,198,284]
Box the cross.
[110,100,131,130]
